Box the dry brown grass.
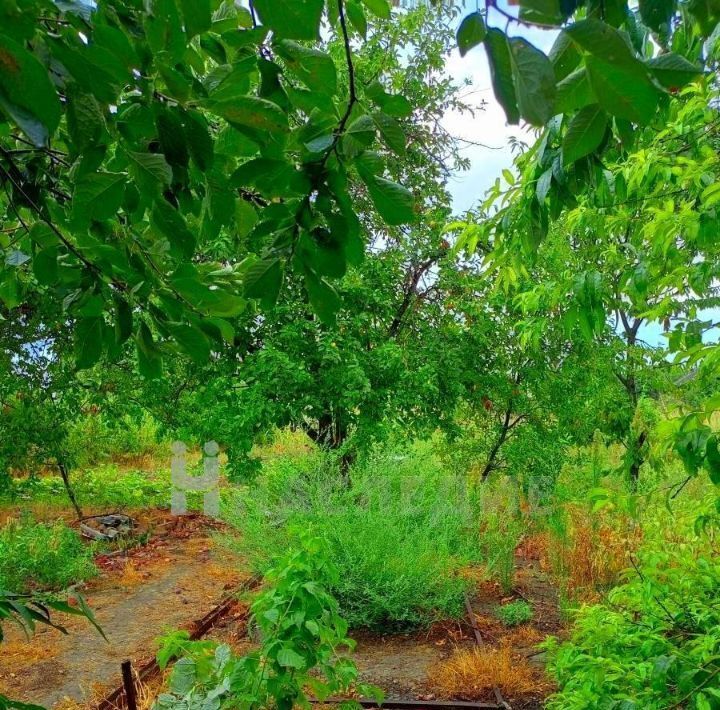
[428,645,551,700]
[544,504,642,602]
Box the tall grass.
[225,441,482,629]
[0,517,97,592]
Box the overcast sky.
[441,12,558,213]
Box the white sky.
[441,11,558,213]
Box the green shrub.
[225,444,481,630]
[544,546,720,709]
[496,600,533,627]
[66,411,164,468]
[7,466,171,511]
[0,518,97,593]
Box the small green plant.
[154,534,381,710]
[0,518,97,593]
[496,600,533,627]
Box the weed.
[496,600,533,627]
[0,517,97,593]
[226,444,481,629]
[428,645,548,700]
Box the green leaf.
[0,33,61,145]
[179,0,211,38]
[646,53,702,89]
[242,258,284,308]
[253,0,324,40]
[33,247,58,286]
[275,41,337,95]
[114,296,133,346]
[639,0,676,35]
[126,151,172,189]
[73,172,126,222]
[509,38,556,126]
[136,322,163,379]
[585,55,659,123]
[549,32,581,81]
[151,200,196,259]
[565,19,636,62]
[346,0,368,38]
[167,322,211,364]
[156,107,189,168]
[373,112,406,155]
[562,104,608,164]
[361,0,391,19]
[457,13,487,57]
[210,96,289,134]
[75,317,104,370]
[183,110,214,172]
[358,171,415,225]
[304,269,341,325]
[520,0,565,26]
[484,29,520,125]
[706,435,720,484]
[276,647,306,670]
[555,68,595,113]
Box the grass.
[225,440,483,629]
[0,516,97,593]
[428,645,549,699]
[496,600,533,627]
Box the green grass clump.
[496,600,533,627]
[226,443,481,630]
[0,517,97,593]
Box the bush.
[496,600,533,627]
[225,444,481,630]
[0,517,97,593]
[66,411,164,468]
[544,546,720,709]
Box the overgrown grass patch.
[0,517,97,593]
[225,443,482,629]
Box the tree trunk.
[57,460,83,520]
[628,430,647,491]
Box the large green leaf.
[585,55,659,123]
[562,104,608,164]
[126,151,172,189]
[253,0,324,40]
[166,322,211,363]
[151,200,196,259]
[304,269,341,325]
[242,257,283,308]
[359,171,415,225]
[457,13,487,57]
[210,96,289,134]
[75,317,104,370]
[136,322,163,379]
[484,29,520,125]
[361,0,391,19]
[0,33,61,145]
[555,68,595,113]
[72,172,126,222]
[275,41,337,95]
[179,0,211,38]
[646,53,702,89]
[509,38,556,126]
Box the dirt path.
[0,516,246,709]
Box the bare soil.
[0,513,245,709]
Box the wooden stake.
[121,660,137,710]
